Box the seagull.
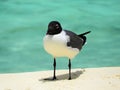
[43,21,91,80]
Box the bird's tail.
[78,31,91,36]
[78,31,91,46]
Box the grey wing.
[64,30,83,50]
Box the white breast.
[43,31,79,59]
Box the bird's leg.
[68,59,71,80]
[53,58,56,80]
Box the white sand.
[0,67,120,90]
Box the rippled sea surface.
[0,0,120,73]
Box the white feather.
[43,31,79,59]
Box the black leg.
[53,58,56,80]
[68,59,71,80]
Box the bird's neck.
[46,29,62,35]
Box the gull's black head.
[47,21,62,35]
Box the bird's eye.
[55,24,59,29]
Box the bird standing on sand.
[43,21,91,80]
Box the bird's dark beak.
[48,26,53,30]
[47,27,53,35]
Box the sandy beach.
[0,67,120,90]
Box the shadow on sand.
[40,69,85,82]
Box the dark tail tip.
[84,31,91,35]
[78,31,91,36]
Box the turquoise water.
[0,0,120,73]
